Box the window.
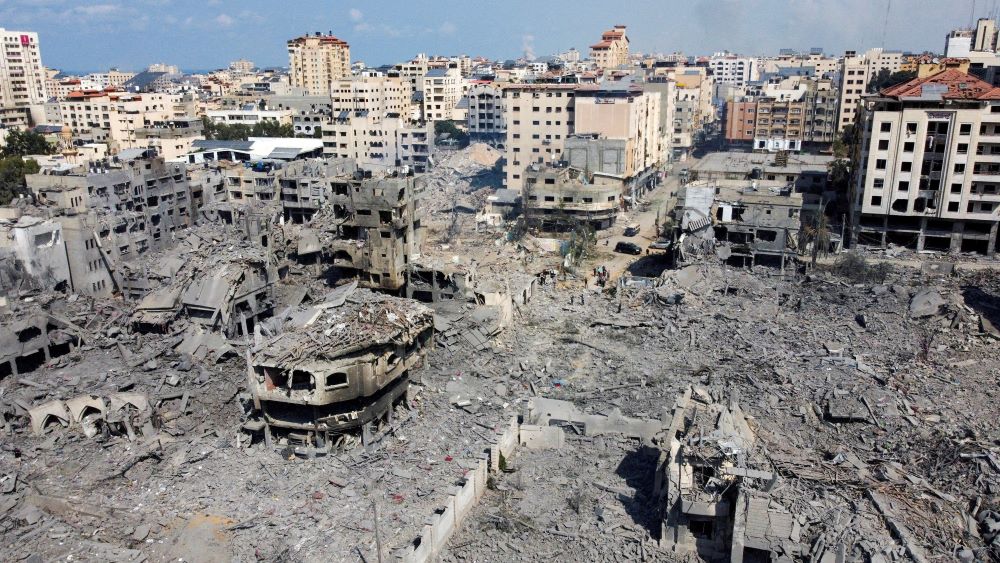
[877,139,889,150]
[544,196,554,202]
[903,142,915,153]
[960,123,972,135]
[873,178,884,189]
[958,143,969,154]
[880,122,892,132]
[948,201,960,212]
[898,181,909,191]
[871,195,882,205]
[951,183,963,193]
[955,163,966,174]
[906,122,917,134]
[875,159,887,170]
[901,161,912,172]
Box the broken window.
[756,229,777,242]
[289,370,313,391]
[325,372,348,389]
[17,326,42,342]
[689,518,714,539]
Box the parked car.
[648,240,672,251]
[623,224,641,237]
[614,242,642,255]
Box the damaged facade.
[246,284,433,447]
[656,388,804,563]
[673,180,802,267]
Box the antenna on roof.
[881,0,891,49]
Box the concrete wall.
[393,417,518,563]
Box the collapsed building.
[672,180,803,267]
[0,303,83,377]
[655,388,805,563]
[245,283,434,447]
[125,227,279,337]
[17,153,200,297]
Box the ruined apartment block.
[655,388,803,562]
[127,229,279,337]
[0,298,83,378]
[523,163,623,231]
[247,284,434,447]
[674,180,802,267]
[324,170,425,292]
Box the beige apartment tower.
[0,28,47,128]
[590,26,630,70]
[287,33,351,96]
[851,69,1000,256]
[502,83,578,191]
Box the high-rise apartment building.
[850,69,1000,256]
[502,83,578,191]
[590,26,629,70]
[0,28,48,129]
[467,82,505,140]
[709,53,758,87]
[287,33,351,96]
[330,75,413,118]
[421,66,464,122]
[837,48,903,131]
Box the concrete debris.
[909,287,948,318]
[1,146,999,563]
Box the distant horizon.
[0,0,986,71]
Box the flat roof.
[692,151,833,176]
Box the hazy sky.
[0,0,989,71]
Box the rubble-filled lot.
[444,261,1000,562]
[2,254,1000,561]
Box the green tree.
[0,156,40,205]
[434,120,469,146]
[202,116,297,141]
[2,129,53,157]
[867,69,917,93]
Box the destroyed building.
[656,388,804,563]
[673,180,803,267]
[0,302,83,377]
[523,163,624,231]
[321,170,425,291]
[125,227,279,337]
[19,154,199,297]
[246,283,434,447]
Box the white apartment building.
[287,33,351,96]
[422,66,464,122]
[838,48,903,131]
[58,92,184,152]
[322,112,431,172]
[0,28,48,128]
[467,82,505,139]
[206,106,293,126]
[709,53,758,87]
[502,83,578,191]
[330,75,413,119]
[388,54,429,94]
[851,69,1000,256]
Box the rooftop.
[880,68,1000,101]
